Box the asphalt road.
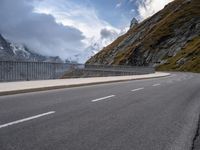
[0,72,200,150]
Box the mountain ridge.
[0,34,63,63]
[86,0,200,73]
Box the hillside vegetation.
[86,0,200,73]
[158,36,200,72]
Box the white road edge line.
[92,95,116,102]
[131,88,144,92]
[152,84,161,87]
[0,111,55,129]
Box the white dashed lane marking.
[0,111,55,129]
[91,95,116,102]
[131,88,144,92]
[152,84,161,87]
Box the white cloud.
[0,0,86,60]
[33,0,123,62]
[130,9,136,14]
[116,3,122,8]
[137,0,173,21]
[34,0,120,40]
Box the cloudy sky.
[0,0,173,62]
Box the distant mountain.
[87,0,200,73]
[65,38,107,64]
[67,42,99,64]
[67,34,124,63]
[0,34,63,63]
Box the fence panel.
[0,61,72,82]
[0,61,155,82]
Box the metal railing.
[0,61,84,82]
[0,61,155,82]
[85,64,154,73]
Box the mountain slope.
[0,34,62,62]
[86,0,200,72]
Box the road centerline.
[0,111,55,129]
[91,95,116,102]
[152,83,161,87]
[131,88,144,92]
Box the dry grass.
[157,36,200,73]
[87,0,200,72]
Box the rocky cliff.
[86,0,200,73]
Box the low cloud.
[0,0,86,59]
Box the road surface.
[0,72,200,150]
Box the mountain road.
[0,72,200,150]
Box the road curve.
[0,72,200,150]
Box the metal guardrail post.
[26,62,29,81]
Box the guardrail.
[85,64,154,73]
[0,61,83,82]
[0,61,155,82]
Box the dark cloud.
[100,28,118,39]
[0,0,86,59]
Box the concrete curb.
[0,73,170,96]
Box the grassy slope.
[157,36,200,73]
[87,0,200,73]
[86,27,139,63]
[87,0,185,64]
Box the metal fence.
[0,61,155,82]
[0,61,84,82]
[85,64,154,73]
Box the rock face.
[130,18,138,29]
[0,34,63,63]
[86,0,200,73]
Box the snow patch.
[10,43,30,57]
